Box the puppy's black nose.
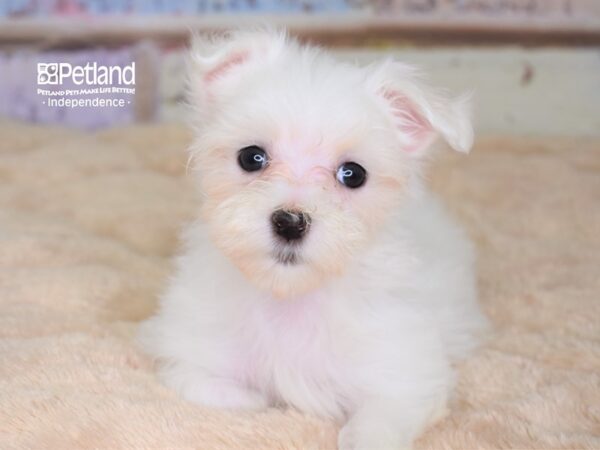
[271,209,310,242]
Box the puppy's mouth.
[272,246,303,266]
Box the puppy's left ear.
[366,60,473,156]
[187,28,287,119]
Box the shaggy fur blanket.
[1,121,598,449]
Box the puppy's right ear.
[187,29,287,118]
[366,60,473,156]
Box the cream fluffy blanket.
[1,121,599,449]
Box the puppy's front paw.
[338,412,411,450]
[161,365,268,411]
[181,379,268,411]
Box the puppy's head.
[187,29,472,298]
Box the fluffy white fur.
[139,29,487,450]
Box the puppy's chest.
[238,295,356,411]
[245,295,337,368]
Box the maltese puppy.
[139,29,487,450]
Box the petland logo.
[37,62,135,86]
[37,61,136,110]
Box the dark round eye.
[336,162,367,188]
[238,145,268,172]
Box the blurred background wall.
[0,0,599,136]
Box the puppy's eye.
[238,145,268,172]
[336,162,367,189]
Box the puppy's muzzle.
[271,209,311,242]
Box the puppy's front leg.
[338,389,448,450]
[160,361,268,411]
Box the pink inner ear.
[204,51,249,84]
[383,90,433,153]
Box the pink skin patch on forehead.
[272,133,333,180]
[265,131,375,209]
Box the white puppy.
[139,29,487,450]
